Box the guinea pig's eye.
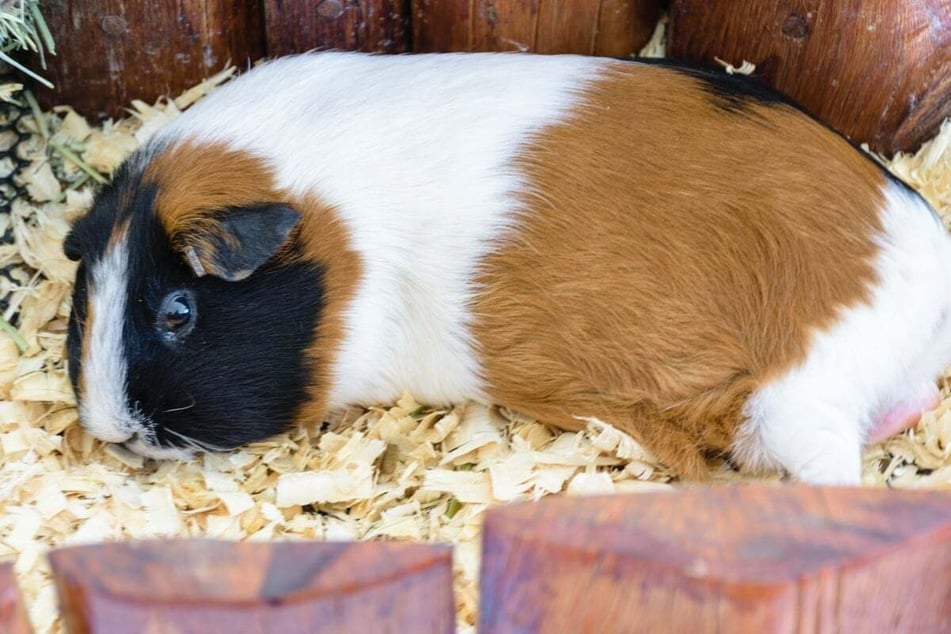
[158,291,196,337]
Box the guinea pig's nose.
[122,433,195,461]
[77,402,139,444]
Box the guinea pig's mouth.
[77,395,201,460]
[123,434,198,461]
[83,416,232,461]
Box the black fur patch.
[63,162,143,264]
[66,160,324,454]
[126,191,323,451]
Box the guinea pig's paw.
[123,436,197,462]
[768,430,862,486]
[739,394,863,485]
[792,454,862,486]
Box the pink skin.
[867,383,941,445]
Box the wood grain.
[479,486,951,633]
[412,0,660,54]
[535,0,601,54]
[49,539,454,634]
[32,0,265,119]
[0,563,31,634]
[263,0,410,58]
[471,1,538,53]
[667,0,951,154]
[411,0,472,52]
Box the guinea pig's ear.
[174,204,301,281]
[63,229,83,261]
[64,214,94,261]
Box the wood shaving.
[713,56,756,75]
[1,40,950,634]
[637,14,667,59]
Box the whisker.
[130,402,159,444]
[163,396,196,414]
[163,427,229,453]
[160,427,204,452]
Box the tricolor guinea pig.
[64,52,951,484]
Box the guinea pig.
[63,52,951,484]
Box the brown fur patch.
[106,217,131,251]
[471,63,887,479]
[145,142,362,428]
[144,144,279,231]
[144,144,280,275]
[292,195,363,426]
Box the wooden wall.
[411,0,658,56]
[31,0,662,118]
[32,0,267,119]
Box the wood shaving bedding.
[1,50,950,634]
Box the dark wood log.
[412,0,660,55]
[49,539,454,634]
[667,0,951,155]
[32,0,265,120]
[263,0,411,58]
[0,563,31,634]
[479,486,951,633]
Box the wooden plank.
[667,0,951,154]
[411,0,472,52]
[49,540,454,633]
[0,563,31,634]
[471,1,538,53]
[263,0,410,57]
[413,0,660,54]
[534,0,601,54]
[32,0,265,119]
[479,486,951,633]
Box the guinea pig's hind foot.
[734,397,863,486]
[866,382,940,445]
[789,438,863,486]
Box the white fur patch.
[154,52,608,409]
[80,238,146,443]
[735,183,951,484]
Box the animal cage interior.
[1,0,950,632]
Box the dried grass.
[1,52,950,633]
[0,0,55,90]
